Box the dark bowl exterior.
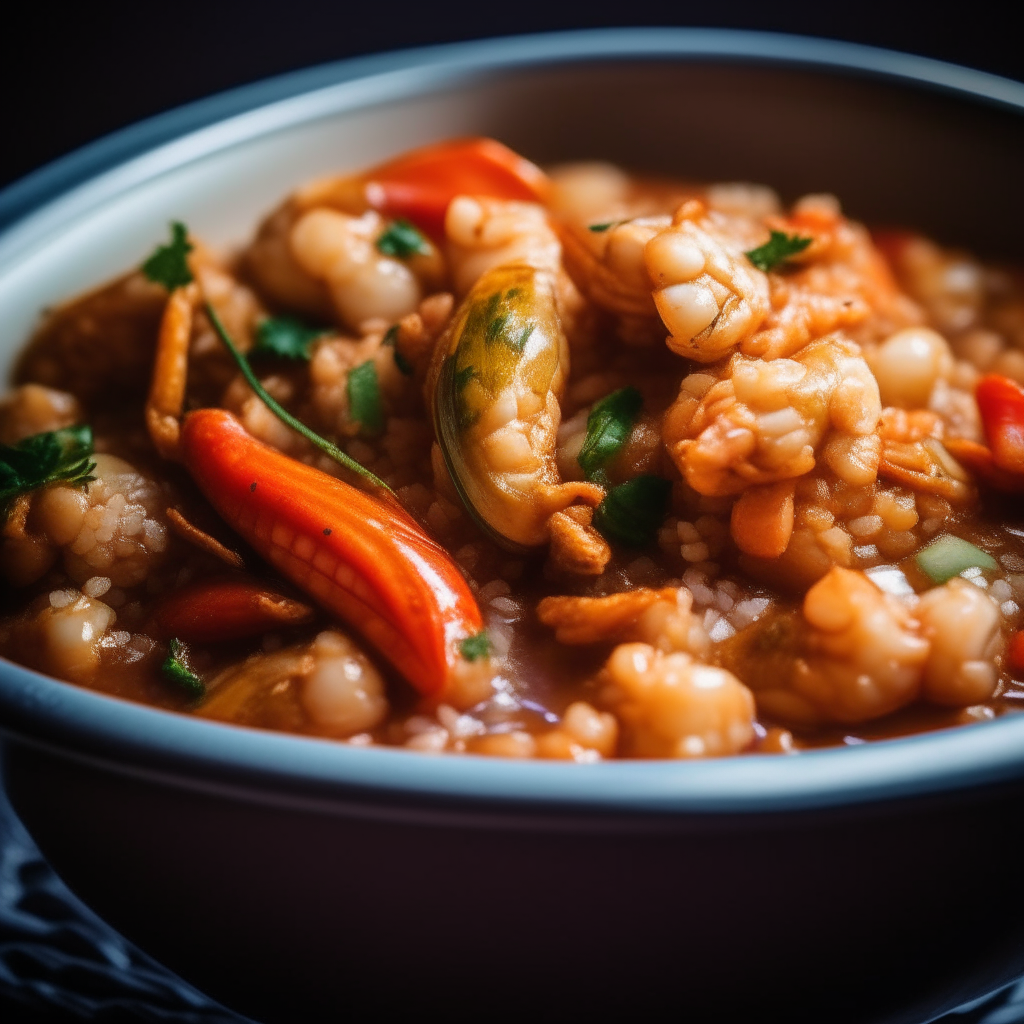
[4,29,1024,1023]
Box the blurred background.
[1,0,1020,190]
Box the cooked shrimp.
[916,578,1001,706]
[645,200,770,361]
[1,454,171,589]
[734,567,929,726]
[599,642,756,758]
[0,385,82,445]
[289,209,424,330]
[664,333,881,497]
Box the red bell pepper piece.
[360,137,550,239]
[976,374,1024,474]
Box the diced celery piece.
[915,535,997,584]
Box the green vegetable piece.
[593,475,672,547]
[744,231,812,273]
[376,219,429,258]
[161,638,205,698]
[588,222,617,232]
[460,631,491,662]
[0,425,96,523]
[142,222,194,290]
[577,387,642,484]
[253,316,326,360]
[206,305,393,494]
[915,535,998,584]
[382,325,414,376]
[348,360,385,436]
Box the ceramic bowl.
[3,29,1024,1024]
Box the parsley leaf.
[0,426,96,523]
[577,387,642,485]
[460,631,490,661]
[253,316,327,361]
[142,222,194,290]
[744,231,812,273]
[161,638,205,698]
[376,220,429,259]
[382,325,414,376]
[348,360,385,436]
[593,475,672,547]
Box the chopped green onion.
[745,231,812,273]
[348,360,385,436]
[460,631,490,661]
[915,535,998,584]
[593,475,672,547]
[588,222,617,232]
[376,220,429,258]
[577,387,642,485]
[253,316,327,360]
[161,638,205,698]
[142,222,194,290]
[205,304,392,494]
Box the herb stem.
[205,304,394,495]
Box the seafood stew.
[3,137,1024,761]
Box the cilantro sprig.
[205,305,393,494]
[593,475,672,547]
[376,220,429,259]
[460,631,491,662]
[142,222,194,290]
[0,426,96,522]
[577,387,642,485]
[161,638,205,698]
[744,231,812,273]
[253,316,328,361]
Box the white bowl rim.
[3,27,1024,817]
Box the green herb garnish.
[915,535,998,584]
[593,475,672,547]
[253,316,327,361]
[161,638,205,698]
[745,230,812,273]
[588,222,617,232]
[460,631,491,662]
[577,387,642,485]
[205,304,392,494]
[348,360,385,436]
[0,426,96,522]
[376,220,429,259]
[382,326,414,376]
[142,222,194,290]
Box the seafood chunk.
[664,334,881,497]
[600,642,755,758]
[429,262,602,548]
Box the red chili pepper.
[1009,630,1024,676]
[178,409,484,696]
[360,137,550,239]
[148,578,315,644]
[976,374,1024,474]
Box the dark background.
[0,1,1020,193]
